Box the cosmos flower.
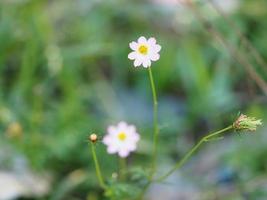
[103,121,140,158]
[128,36,161,68]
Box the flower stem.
[119,157,127,181]
[155,125,233,182]
[90,143,106,189]
[148,67,159,179]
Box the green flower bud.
[233,114,262,131]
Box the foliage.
[0,0,267,199]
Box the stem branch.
[156,125,233,182]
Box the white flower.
[128,36,161,68]
[103,121,140,158]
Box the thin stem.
[148,67,159,179]
[119,157,127,181]
[136,68,159,199]
[136,182,150,200]
[90,143,106,189]
[156,125,233,182]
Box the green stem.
[136,182,150,200]
[148,67,159,179]
[155,125,233,182]
[119,158,127,181]
[90,143,106,189]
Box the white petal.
[132,133,140,142]
[107,126,117,135]
[128,52,137,60]
[128,144,137,151]
[150,53,160,61]
[118,121,127,130]
[103,135,111,145]
[148,37,156,45]
[153,44,161,53]
[134,58,142,67]
[142,59,151,68]
[129,42,138,50]
[107,145,118,154]
[118,150,130,158]
[138,36,147,44]
[147,60,151,67]
[127,125,136,133]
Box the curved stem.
[148,67,159,179]
[90,143,106,189]
[155,125,233,182]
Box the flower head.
[128,36,161,68]
[103,121,140,158]
[233,114,262,132]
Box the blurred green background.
[0,0,267,199]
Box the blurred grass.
[0,0,267,199]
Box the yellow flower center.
[138,45,148,55]
[118,132,127,141]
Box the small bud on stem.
[88,133,106,189]
[89,133,98,143]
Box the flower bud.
[89,133,98,143]
[233,114,262,131]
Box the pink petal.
[103,135,111,145]
[107,145,117,154]
[128,144,137,151]
[154,44,161,53]
[107,126,117,135]
[133,133,140,142]
[118,121,127,129]
[128,52,137,60]
[129,42,138,50]
[150,53,160,61]
[128,125,136,133]
[138,36,147,44]
[118,150,130,158]
[142,59,151,68]
[148,37,156,45]
[134,59,142,67]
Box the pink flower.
[103,121,140,158]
